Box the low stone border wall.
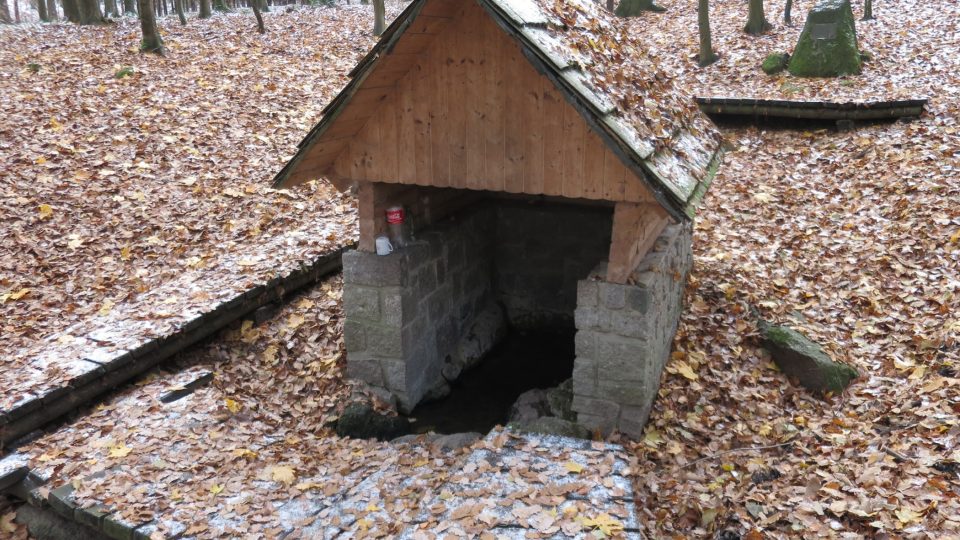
[0,246,349,446]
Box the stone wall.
[343,207,495,412]
[572,222,693,438]
[494,202,613,330]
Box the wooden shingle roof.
[273,0,724,221]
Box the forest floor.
[2,0,959,538]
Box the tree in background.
[697,0,717,66]
[744,0,771,34]
[63,0,106,24]
[373,0,384,35]
[862,0,873,20]
[198,0,210,18]
[123,0,136,15]
[251,0,264,33]
[615,0,665,16]
[138,0,164,53]
[784,0,792,25]
[174,0,186,24]
[37,0,50,22]
[0,0,11,23]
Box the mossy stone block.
[75,504,113,530]
[760,321,858,393]
[48,483,77,520]
[762,53,791,75]
[788,0,862,77]
[103,513,141,540]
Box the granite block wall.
[343,208,495,412]
[572,222,694,438]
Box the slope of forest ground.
[2,0,959,538]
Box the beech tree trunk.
[174,0,185,24]
[138,0,164,53]
[62,0,80,21]
[198,0,210,17]
[124,0,136,14]
[784,0,792,24]
[697,0,717,66]
[46,0,57,20]
[0,0,11,23]
[105,0,119,16]
[744,0,771,34]
[862,0,873,20]
[13,0,19,22]
[373,0,384,35]
[251,0,263,32]
[38,0,50,22]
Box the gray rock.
[759,320,858,393]
[391,433,441,445]
[545,379,575,421]
[335,402,410,441]
[422,379,451,402]
[454,303,507,371]
[508,380,575,424]
[432,432,481,451]
[513,417,591,440]
[507,389,551,424]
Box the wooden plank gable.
[329,1,655,204]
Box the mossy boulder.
[762,53,791,75]
[615,0,665,16]
[788,0,862,77]
[335,402,410,441]
[759,320,858,393]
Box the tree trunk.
[174,0,185,23]
[251,0,263,32]
[697,0,717,67]
[198,0,209,16]
[744,0,771,34]
[259,0,267,13]
[0,0,11,23]
[13,0,19,22]
[38,0,50,21]
[862,0,873,20]
[62,0,79,21]
[784,0,792,24]
[213,0,229,12]
[46,0,57,20]
[138,0,164,53]
[614,0,665,16]
[106,0,119,16]
[124,0,136,14]
[373,0,384,35]
[82,0,104,23]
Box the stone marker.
[759,320,859,393]
[788,0,862,77]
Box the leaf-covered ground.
[642,0,955,102]
[0,6,378,364]
[3,0,960,538]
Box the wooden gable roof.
[272,0,724,221]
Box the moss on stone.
[762,53,790,75]
[615,0,666,17]
[788,0,862,77]
[760,322,859,394]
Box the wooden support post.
[358,182,377,252]
[606,202,671,284]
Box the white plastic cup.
[375,236,394,256]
